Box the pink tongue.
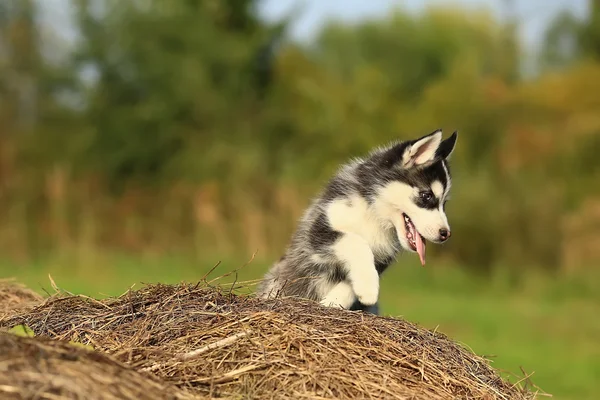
[415,233,426,266]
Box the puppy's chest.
[347,211,398,258]
[326,196,398,257]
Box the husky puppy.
[257,129,458,314]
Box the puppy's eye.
[419,191,433,202]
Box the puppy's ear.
[401,129,443,168]
[436,131,458,160]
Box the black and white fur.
[257,129,458,314]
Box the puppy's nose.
[439,228,451,242]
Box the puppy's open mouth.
[403,213,426,266]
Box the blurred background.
[1,0,599,398]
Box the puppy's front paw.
[351,272,379,306]
[320,281,356,309]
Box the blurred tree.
[542,0,600,69]
[498,0,520,83]
[0,0,78,163]
[579,0,600,59]
[0,0,39,132]
[313,8,520,100]
[71,0,284,190]
[541,10,582,69]
[1,1,596,272]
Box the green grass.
[1,252,599,400]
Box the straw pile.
[0,332,196,400]
[0,279,43,317]
[0,281,540,400]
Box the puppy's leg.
[332,233,379,306]
[320,281,355,309]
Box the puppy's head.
[371,129,458,265]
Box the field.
[2,1,599,399]
[2,254,599,400]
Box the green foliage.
[579,0,600,59]
[8,324,35,338]
[0,1,599,272]
[6,324,93,351]
[69,0,276,188]
[314,7,519,98]
[541,1,600,69]
[541,10,583,69]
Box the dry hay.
[0,281,541,400]
[0,279,44,318]
[0,331,195,400]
